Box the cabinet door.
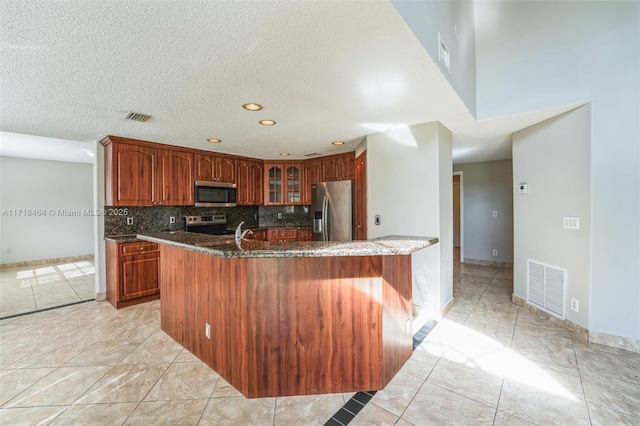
[284,164,302,205]
[120,253,160,300]
[298,229,312,241]
[157,150,194,206]
[355,152,367,240]
[236,160,251,205]
[217,157,236,183]
[322,158,339,182]
[340,155,355,180]
[265,163,284,205]
[112,144,157,206]
[250,161,264,205]
[302,160,323,205]
[194,154,216,181]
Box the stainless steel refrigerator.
[311,181,354,241]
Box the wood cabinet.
[267,228,298,242]
[103,137,194,206]
[298,229,313,241]
[106,240,161,309]
[236,159,264,206]
[244,229,266,241]
[195,154,236,183]
[355,151,367,240]
[264,162,302,205]
[322,153,355,182]
[302,160,323,205]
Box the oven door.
[194,181,237,207]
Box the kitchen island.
[138,231,438,398]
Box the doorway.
[453,172,463,263]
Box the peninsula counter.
[137,232,438,398]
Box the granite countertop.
[104,234,141,243]
[137,231,438,259]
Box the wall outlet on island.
[205,323,211,339]
[492,249,498,256]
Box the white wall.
[453,159,514,263]
[392,0,476,115]
[366,121,452,320]
[513,107,591,329]
[0,156,94,263]
[475,1,640,340]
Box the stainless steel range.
[185,215,234,235]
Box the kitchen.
[102,133,438,398]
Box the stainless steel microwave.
[194,181,237,207]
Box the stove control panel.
[185,215,227,226]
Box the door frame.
[453,171,464,263]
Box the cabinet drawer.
[267,229,298,242]
[120,242,159,256]
[298,229,312,241]
[244,230,267,241]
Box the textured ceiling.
[1,1,573,163]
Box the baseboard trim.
[440,297,454,318]
[512,294,638,353]
[96,292,107,302]
[0,254,94,271]
[589,330,640,354]
[464,258,513,269]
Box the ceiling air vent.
[124,111,152,122]
[305,153,322,157]
[527,260,567,319]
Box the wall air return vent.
[527,260,567,319]
[124,111,152,122]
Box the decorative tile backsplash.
[259,205,312,227]
[104,205,311,236]
[104,206,259,235]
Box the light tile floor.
[0,260,95,318]
[0,260,638,425]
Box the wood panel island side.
[137,232,438,398]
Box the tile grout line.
[492,305,520,424]
[571,334,594,425]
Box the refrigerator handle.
[322,196,329,241]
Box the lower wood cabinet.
[267,229,298,242]
[106,240,161,309]
[244,229,267,241]
[298,229,312,241]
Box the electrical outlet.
[205,323,211,339]
[169,216,176,224]
[277,213,283,220]
[254,214,258,220]
[405,318,411,335]
[126,217,133,225]
[571,298,579,312]
[492,249,498,256]
[493,211,498,217]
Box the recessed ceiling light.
[207,138,221,143]
[242,103,263,111]
[332,141,345,145]
[280,152,290,156]
[259,120,276,126]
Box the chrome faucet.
[234,221,253,243]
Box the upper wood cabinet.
[264,162,302,205]
[302,160,323,205]
[322,153,355,182]
[355,151,367,240]
[157,149,195,206]
[237,159,264,206]
[103,137,194,206]
[195,154,236,183]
